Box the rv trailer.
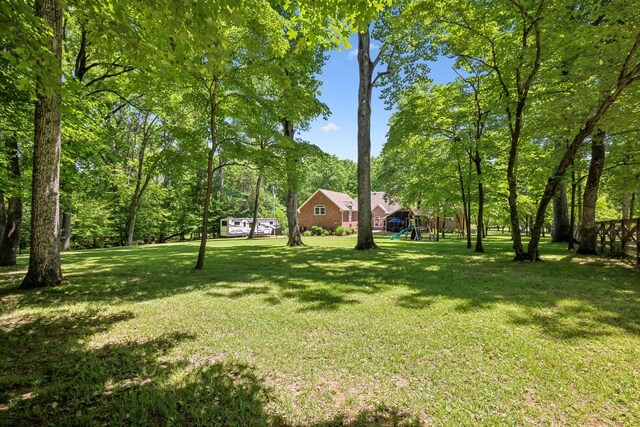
[219,217,280,237]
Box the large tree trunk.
[282,119,304,247]
[286,190,303,246]
[577,130,606,255]
[0,135,22,266]
[551,181,571,242]
[21,0,65,288]
[248,175,262,239]
[195,89,218,270]
[355,30,377,250]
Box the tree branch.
[85,66,135,87]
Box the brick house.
[298,189,358,231]
[298,189,467,234]
[298,189,411,232]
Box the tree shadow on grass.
[1,238,639,340]
[0,307,277,426]
[0,307,426,426]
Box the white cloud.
[320,122,341,133]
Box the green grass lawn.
[1,235,639,426]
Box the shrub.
[334,226,345,236]
[311,225,324,236]
[323,230,330,236]
[302,230,312,236]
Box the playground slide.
[390,227,412,240]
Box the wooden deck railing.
[596,218,640,266]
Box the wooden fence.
[596,218,640,266]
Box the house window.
[314,205,326,215]
[374,217,381,227]
[221,220,228,226]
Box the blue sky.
[299,34,456,161]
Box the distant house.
[371,191,401,231]
[298,189,358,231]
[298,189,419,232]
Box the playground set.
[390,225,433,241]
[390,216,466,241]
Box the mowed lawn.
[1,235,639,426]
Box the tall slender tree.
[355,29,378,250]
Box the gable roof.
[370,192,401,215]
[298,189,357,212]
[299,189,409,215]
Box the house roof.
[298,189,357,212]
[299,189,410,215]
[370,192,401,215]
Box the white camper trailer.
[219,217,280,237]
